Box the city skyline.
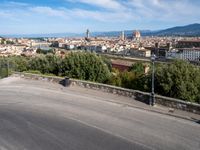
[0,0,200,35]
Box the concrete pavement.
[0,77,199,150]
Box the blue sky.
[0,0,200,35]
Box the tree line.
[0,52,199,104]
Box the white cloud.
[0,11,11,18]
[6,1,30,7]
[30,7,69,19]
[67,0,125,10]
[69,8,134,22]
[2,0,199,22]
[127,0,200,19]
[29,6,134,22]
[64,0,200,23]
[0,10,22,22]
[0,0,199,30]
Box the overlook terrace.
[0,75,200,150]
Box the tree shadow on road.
[134,92,150,105]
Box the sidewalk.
[68,85,200,123]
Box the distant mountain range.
[1,23,200,38]
[93,23,200,37]
[152,23,200,36]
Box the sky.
[0,0,200,35]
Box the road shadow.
[59,79,65,87]
[195,120,200,124]
[134,92,150,105]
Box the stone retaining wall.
[13,72,200,114]
[13,72,63,83]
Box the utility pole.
[0,60,1,78]
[7,59,9,77]
[150,54,156,106]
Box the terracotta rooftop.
[111,59,134,67]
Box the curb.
[93,98,198,122]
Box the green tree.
[0,57,8,78]
[45,54,61,76]
[100,56,112,71]
[155,60,200,103]
[36,48,54,54]
[10,56,29,72]
[28,55,50,74]
[120,71,137,89]
[6,40,15,45]
[129,62,145,76]
[107,68,122,86]
[1,38,5,44]
[60,52,111,83]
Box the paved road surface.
[0,77,199,150]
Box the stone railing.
[13,72,200,114]
[13,72,63,83]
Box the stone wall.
[13,72,200,114]
[13,72,63,83]
[70,79,150,104]
[155,96,200,114]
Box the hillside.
[91,24,200,37]
[154,23,200,36]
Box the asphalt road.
[0,77,199,150]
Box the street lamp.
[7,59,9,77]
[150,54,156,106]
